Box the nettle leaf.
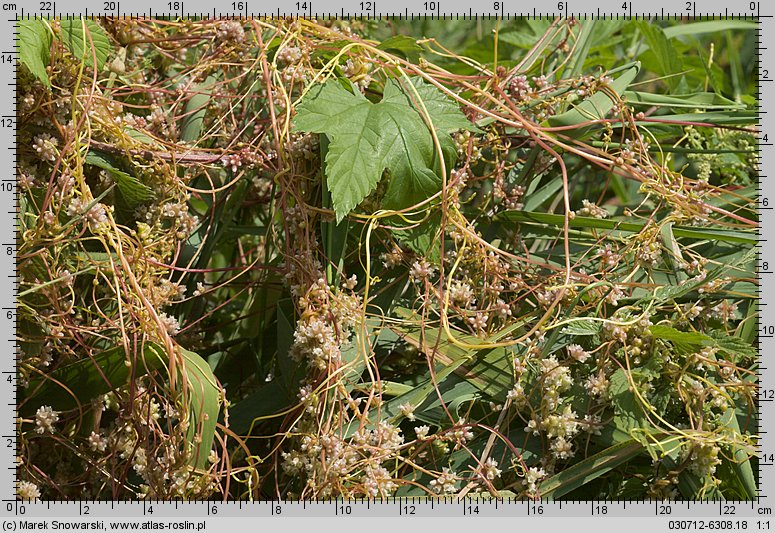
[60,18,112,71]
[649,325,756,361]
[708,330,758,361]
[293,77,477,222]
[608,367,653,439]
[562,319,602,336]
[85,151,154,206]
[18,20,52,87]
[637,22,682,87]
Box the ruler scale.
[4,0,771,528]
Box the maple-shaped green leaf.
[293,77,477,222]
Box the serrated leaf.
[18,20,52,87]
[708,330,757,360]
[649,324,710,345]
[85,151,154,206]
[60,18,111,71]
[293,77,477,222]
[388,77,480,134]
[637,23,682,87]
[561,320,602,336]
[649,326,756,362]
[608,368,654,439]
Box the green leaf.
[18,20,52,87]
[391,210,442,260]
[624,91,745,110]
[227,380,292,435]
[179,347,221,470]
[643,111,757,126]
[59,18,111,71]
[707,330,757,361]
[563,19,598,79]
[640,247,755,305]
[719,408,758,499]
[276,298,305,394]
[608,368,652,438]
[648,325,710,346]
[293,77,476,222]
[21,343,167,417]
[391,77,480,134]
[180,76,217,143]
[546,63,639,130]
[537,439,650,500]
[561,320,602,336]
[377,35,423,62]
[649,326,756,361]
[85,151,154,205]
[497,210,756,245]
[662,21,757,39]
[637,23,682,87]
[22,342,220,470]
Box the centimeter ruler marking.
[3,0,770,517]
[0,499,773,518]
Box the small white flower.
[399,403,416,421]
[429,467,457,494]
[414,425,430,440]
[410,259,435,282]
[567,344,590,363]
[158,313,180,336]
[88,431,107,452]
[35,406,59,434]
[32,133,58,162]
[17,481,40,499]
[523,466,546,495]
[480,457,501,480]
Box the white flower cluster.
[32,133,58,162]
[35,406,59,434]
[276,45,304,66]
[429,467,458,494]
[575,199,608,219]
[567,344,590,363]
[158,312,180,336]
[597,244,620,269]
[449,280,475,307]
[17,480,41,499]
[289,277,361,369]
[523,466,546,496]
[410,259,436,282]
[507,75,532,102]
[67,197,110,231]
[478,457,502,481]
[686,443,722,479]
[215,21,245,44]
[283,422,404,498]
[540,355,573,410]
[380,244,405,268]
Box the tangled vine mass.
[16,16,759,500]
